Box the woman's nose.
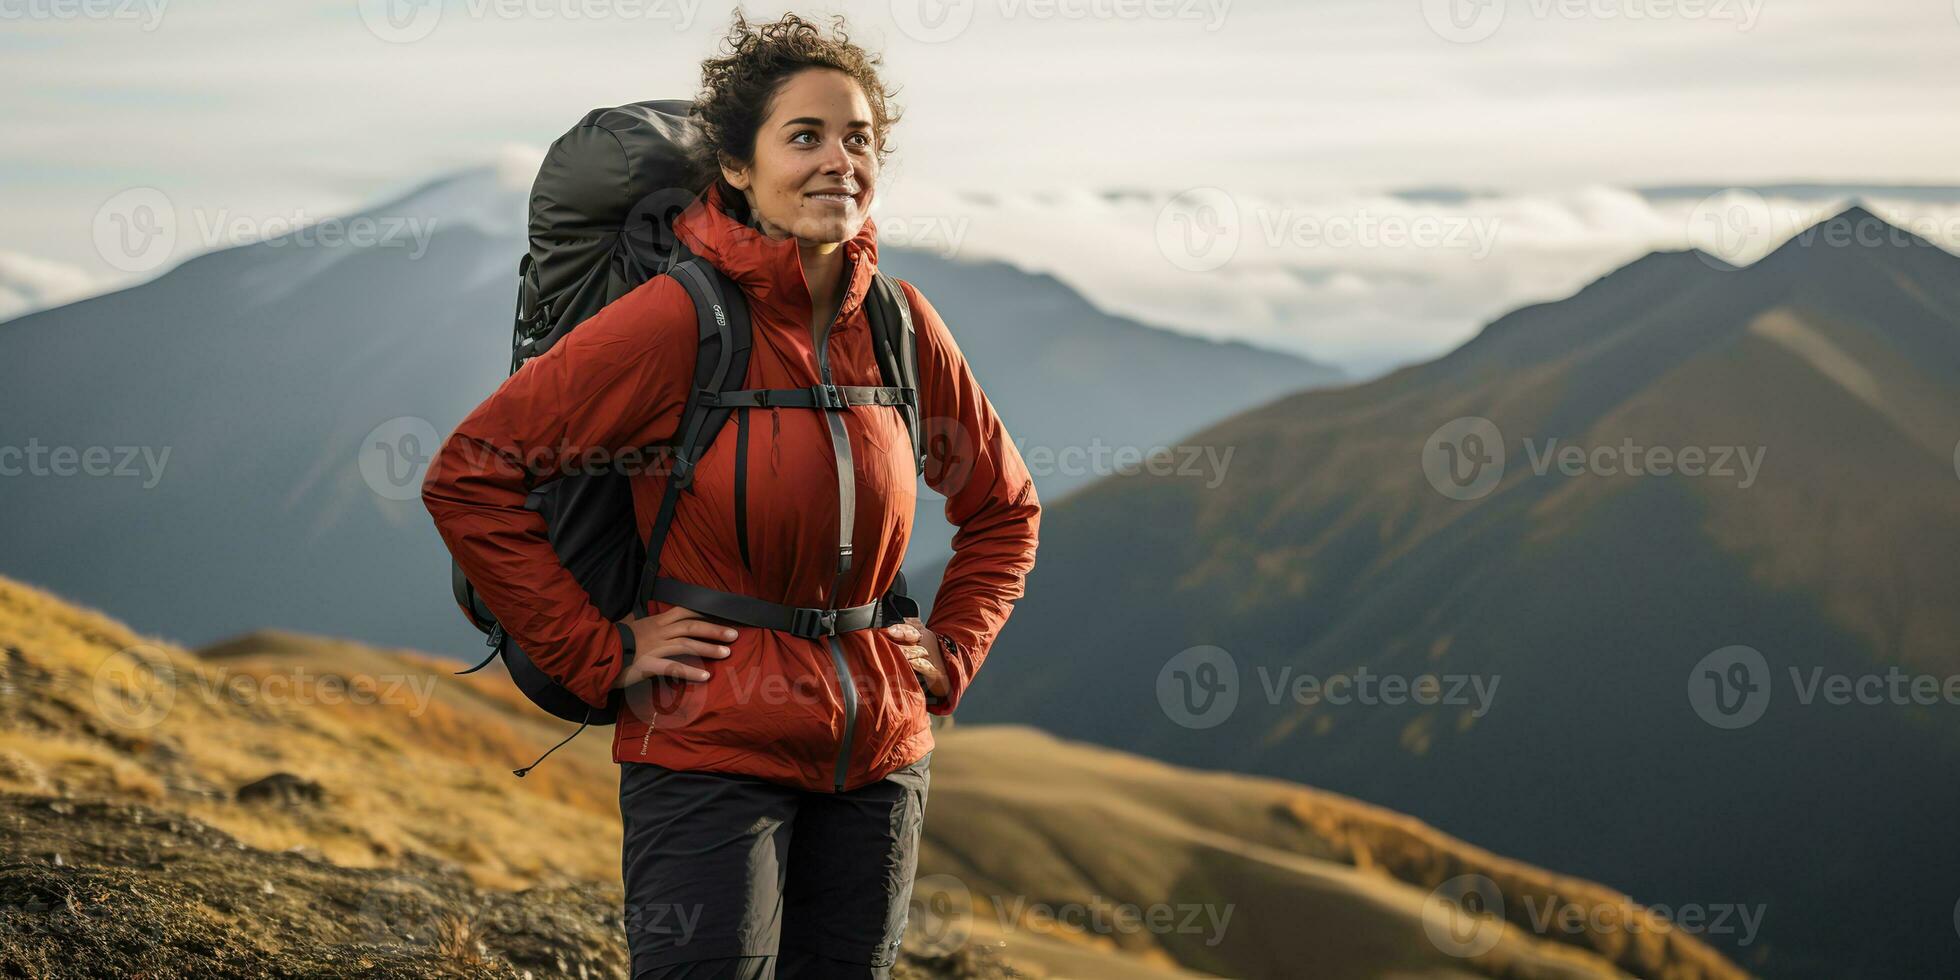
[818,139,852,176]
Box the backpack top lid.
[527,99,705,339]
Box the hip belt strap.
[651,576,902,640]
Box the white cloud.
[0,251,97,322]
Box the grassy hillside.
[0,574,1740,978]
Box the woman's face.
[721,67,878,247]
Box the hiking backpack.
[444,100,926,771]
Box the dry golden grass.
[0,573,1747,980]
[0,574,617,890]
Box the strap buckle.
[670,453,697,490]
[790,607,839,638]
[812,383,846,410]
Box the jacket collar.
[672,179,880,330]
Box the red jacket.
[422,181,1040,792]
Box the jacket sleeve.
[901,279,1042,715]
[421,275,695,710]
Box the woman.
[420,12,1040,980]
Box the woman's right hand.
[614,605,739,688]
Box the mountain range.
[0,167,1337,659]
[941,206,1960,978]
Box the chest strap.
[700,384,914,410]
[651,577,905,639]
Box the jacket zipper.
[815,249,858,794]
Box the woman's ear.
[718,152,750,193]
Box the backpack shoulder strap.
[864,271,924,620]
[865,272,924,478]
[634,256,753,610]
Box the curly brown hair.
[687,11,903,198]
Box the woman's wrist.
[928,631,960,705]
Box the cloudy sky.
[6,0,1960,373]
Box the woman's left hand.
[884,618,950,698]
